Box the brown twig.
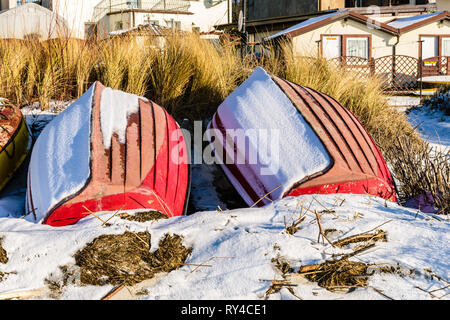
[370,286,394,300]
[101,283,125,300]
[332,230,387,248]
[82,205,107,225]
[314,210,335,247]
[250,184,282,208]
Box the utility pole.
[240,0,247,59]
[418,40,424,99]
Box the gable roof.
[265,10,398,41]
[387,11,444,28]
[264,10,449,41]
[388,11,449,34]
[264,10,346,41]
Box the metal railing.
[92,0,191,22]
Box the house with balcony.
[218,0,438,44]
[0,0,232,39]
[264,9,449,93]
[92,0,232,39]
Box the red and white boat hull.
[26,82,190,226]
[207,67,397,206]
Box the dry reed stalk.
[332,230,387,248]
[314,210,335,247]
[384,134,449,214]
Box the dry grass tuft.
[74,231,191,286]
[278,44,420,153]
[118,211,168,222]
[384,135,449,214]
[299,259,370,291]
[0,34,432,207]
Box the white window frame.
[346,37,369,60]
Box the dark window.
[17,0,42,5]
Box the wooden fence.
[331,55,449,93]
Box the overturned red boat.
[207,67,396,207]
[26,82,190,226]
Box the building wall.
[48,0,102,38]
[291,18,396,58]
[436,0,450,11]
[346,0,429,6]
[247,0,319,20]
[1,0,18,10]
[321,0,346,10]
[0,3,66,39]
[289,17,449,59]
[395,19,450,58]
[97,0,229,38]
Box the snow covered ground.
[407,95,450,151]
[0,98,449,300]
[0,194,449,300]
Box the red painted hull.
[275,76,397,203]
[208,68,397,206]
[29,82,190,226]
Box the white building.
[0,2,67,39]
[94,0,232,39]
[0,0,232,39]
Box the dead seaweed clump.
[0,237,8,264]
[0,237,9,283]
[74,231,191,286]
[299,259,370,291]
[118,211,168,222]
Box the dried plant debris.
[73,231,191,286]
[272,229,392,293]
[298,259,370,292]
[45,265,81,299]
[265,280,299,299]
[284,216,306,235]
[332,230,387,248]
[118,211,168,222]
[0,237,8,264]
[272,257,293,275]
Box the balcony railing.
[92,0,191,22]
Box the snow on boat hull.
[207,68,396,207]
[26,82,190,226]
[0,103,31,192]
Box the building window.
[127,0,139,9]
[17,0,41,5]
[346,37,369,59]
[321,35,371,60]
[167,20,181,31]
[443,37,450,57]
[115,21,123,31]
